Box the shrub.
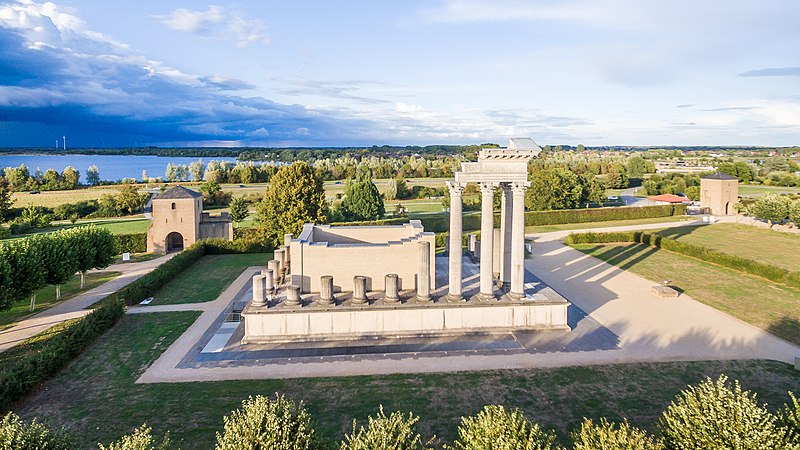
[524,204,685,227]
[99,424,172,450]
[215,394,316,450]
[660,375,790,449]
[114,233,147,253]
[203,237,271,254]
[449,405,556,450]
[571,418,663,450]
[778,392,800,444]
[749,193,790,226]
[341,406,429,450]
[0,412,74,449]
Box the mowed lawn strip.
[14,311,800,449]
[149,253,270,305]
[651,223,800,272]
[0,271,120,330]
[572,243,800,345]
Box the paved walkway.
[133,217,800,383]
[0,254,175,353]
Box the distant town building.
[700,172,739,215]
[146,186,233,254]
[647,194,690,205]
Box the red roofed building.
[647,193,690,204]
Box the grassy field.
[738,184,800,197]
[572,243,800,346]
[0,271,120,331]
[12,311,799,449]
[525,215,692,234]
[147,253,270,305]
[10,186,121,208]
[651,223,800,272]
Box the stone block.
[652,285,679,298]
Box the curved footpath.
[135,217,800,383]
[0,254,175,353]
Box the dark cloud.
[0,21,369,146]
[737,67,800,77]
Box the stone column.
[263,268,275,296]
[499,183,513,290]
[274,249,285,276]
[385,273,399,303]
[251,274,266,307]
[284,233,293,247]
[280,245,290,272]
[479,182,497,301]
[510,181,530,300]
[446,181,464,301]
[468,234,478,255]
[416,240,432,302]
[319,275,333,305]
[284,285,300,307]
[352,275,368,304]
[268,259,281,286]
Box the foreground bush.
[571,418,663,450]
[341,406,429,450]
[215,394,316,450]
[660,375,790,449]
[98,424,172,450]
[449,405,556,450]
[0,412,74,449]
[779,392,800,444]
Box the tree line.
[0,226,117,310]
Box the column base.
[507,291,525,301]
[384,296,400,304]
[446,293,464,303]
[415,295,432,303]
[478,292,496,302]
[501,281,511,292]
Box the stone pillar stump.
[319,275,334,305]
[385,273,400,303]
[251,274,266,307]
[352,276,368,304]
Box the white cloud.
[154,5,270,47]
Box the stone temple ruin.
[240,138,569,343]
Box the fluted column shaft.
[479,182,497,300]
[447,181,465,301]
[416,241,432,302]
[500,183,513,290]
[510,181,530,299]
[252,275,266,307]
[385,273,399,303]
[319,275,333,305]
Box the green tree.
[578,174,606,205]
[228,197,249,223]
[341,406,429,450]
[86,165,101,185]
[778,392,800,445]
[790,200,800,227]
[449,405,556,450]
[0,412,74,450]
[685,185,700,201]
[384,178,398,200]
[99,424,172,450]
[750,193,790,226]
[572,418,663,450]
[116,186,149,215]
[342,174,385,221]
[257,162,328,247]
[215,394,316,450]
[526,168,582,211]
[36,231,78,300]
[0,178,13,222]
[660,375,791,450]
[62,166,79,188]
[189,160,205,181]
[763,156,790,174]
[165,163,179,182]
[626,155,647,178]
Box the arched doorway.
[166,231,184,252]
[725,201,731,215]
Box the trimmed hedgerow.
[113,233,147,254]
[564,230,800,290]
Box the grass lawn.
[738,184,800,197]
[148,253,270,305]
[650,223,800,272]
[2,218,150,242]
[525,215,692,234]
[572,243,800,346]
[13,311,800,449]
[0,271,120,331]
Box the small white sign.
[122,252,131,261]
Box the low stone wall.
[241,301,569,343]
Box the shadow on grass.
[768,316,800,348]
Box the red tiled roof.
[647,194,688,203]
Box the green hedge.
[524,204,686,227]
[565,230,800,290]
[0,297,124,412]
[113,233,147,253]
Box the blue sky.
[0,0,798,147]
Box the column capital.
[479,181,499,194]
[511,181,531,194]
[446,181,465,195]
[500,182,512,191]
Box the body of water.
[0,154,238,183]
